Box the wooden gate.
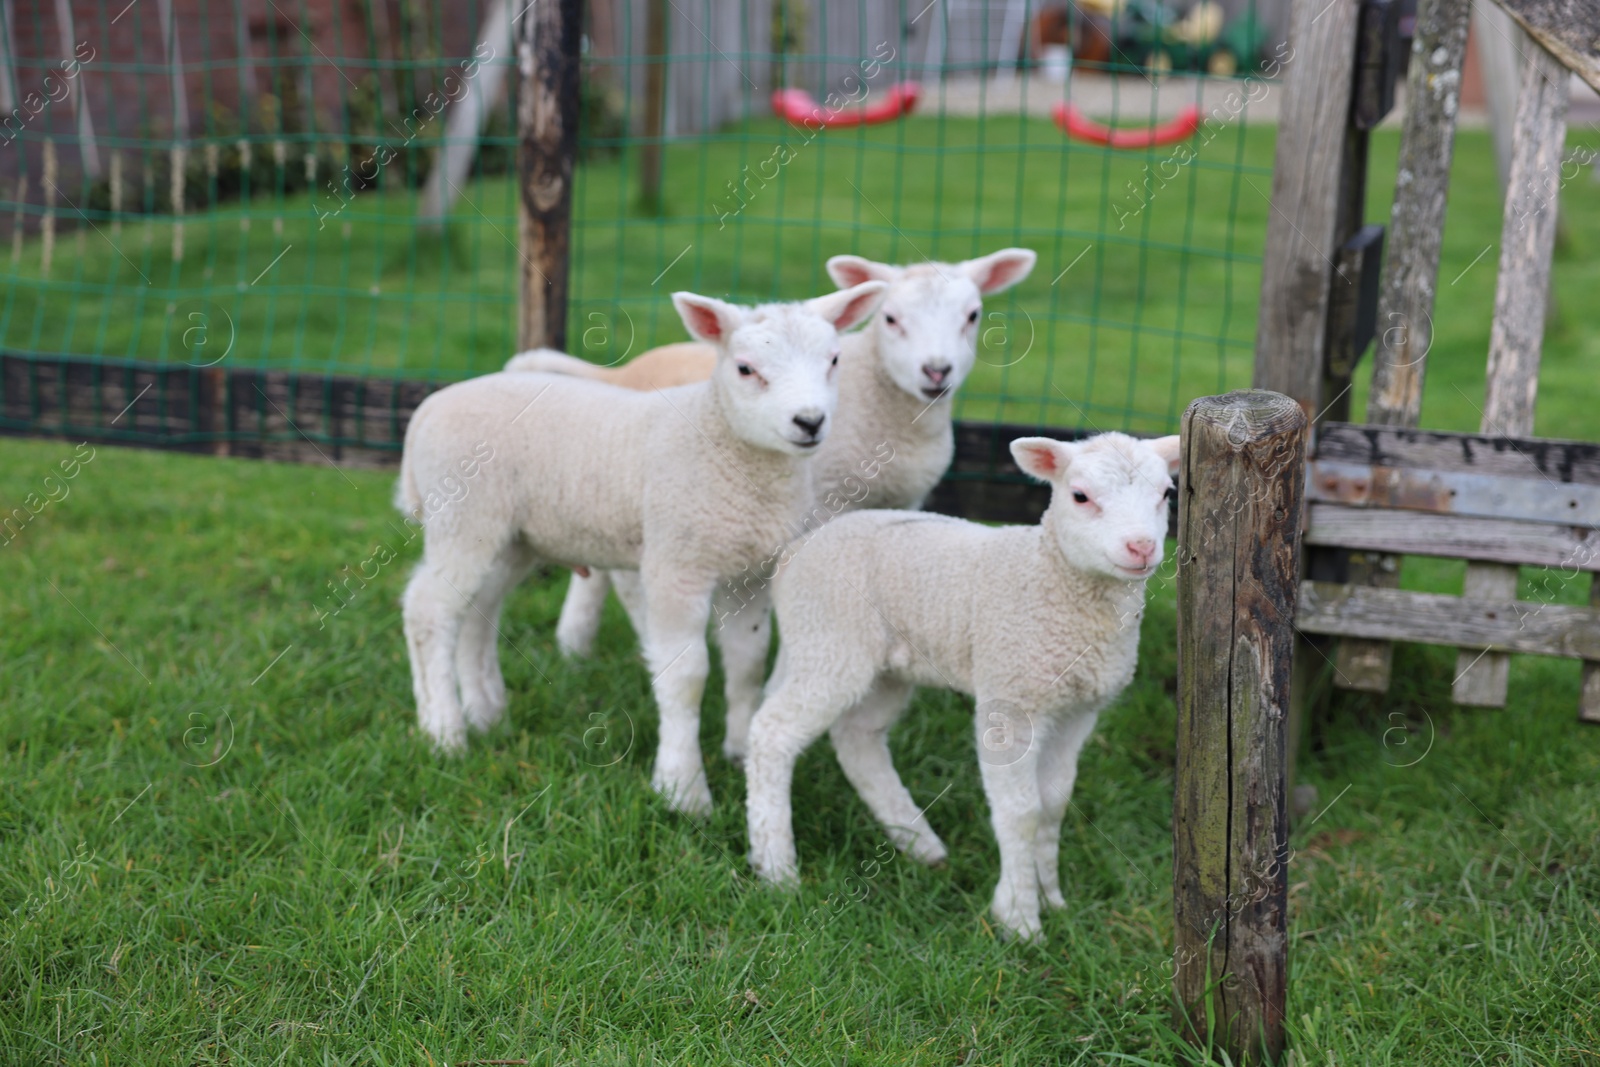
[1256,0,1600,729]
[1170,2,1599,1061]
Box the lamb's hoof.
[907,837,949,868]
[721,741,746,769]
[991,888,1045,944]
[1041,889,1068,910]
[992,911,1045,945]
[462,692,507,733]
[425,725,469,755]
[555,637,592,660]
[751,856,800,888]
[652,769,713,818]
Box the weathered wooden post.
[516,0,582,351]
[1173,390,1306,1065]
[638,0,668,213]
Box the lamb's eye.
[967,309,979,324]
[1072,491,1090,504]
[737,363,755,377]
[884,313,897,326]
[830,353,839,366]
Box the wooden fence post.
[638,0,668,213]
[1173,390,1306,1066]
[516,0,581,352]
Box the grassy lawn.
[4,108,1600,1063]
[1,435,1597,1064]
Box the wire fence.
[0,0,1278,460]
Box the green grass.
[5,101,1600,1063]
[2,438,1598,1064]
[7,117,1598,438]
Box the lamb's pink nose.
[1125,537,1157,565]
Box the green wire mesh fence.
[0,0,1275,483]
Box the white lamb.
[396,282,886,816]
[510,249,1037,761]
[744,431,1181,941]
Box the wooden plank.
[1483,44,1567,438]
[515,0,581,351]
[1258,0,1366,770]
[1343,0,1472,692]
[1582,575,1600,723]
[1474,1,1524,190]
[1490,0,1600,94]
[1308,460,1600,525]
[1332,551,1398,689]
[1307,503,1600,570]
[1174,390,1305,1066]
[1298,582,1600,659]
[1252,0,1363,417]
[1351,0,1402,130]
[416,0,514,226]
[1316,422,1600,483]
[1455,564,1517,702]
[1457,37,1569,706]
[1365,0,1470,426]
[1324,225,1385,381]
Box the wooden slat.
[1483,47,1568,437]
[1174,391,1304,1066]
[1455,564,1519,699]
[1332,550,1399,690]
[1365,0,1470,426]
[1491,0,1600,94]
[1316,423,1600,484]
[1298,582,1600,660]
[1457,37,1569,706]
[1324,225,1385,381]
[1341,0,1472,689]
[1582,575,1600,724]
[1252,0,1363,416]
[1307,460,1600,525]
[1306,503,1600,570]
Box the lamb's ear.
[1010,436,1075,483]
[806,280,887,333]
[826,255,900,290]
[1149,435,1182,476]
[671,292,744,345]
[962,248,1038,295]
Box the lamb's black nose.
[793,413,825,437]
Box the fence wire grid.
[0,0,1277,456]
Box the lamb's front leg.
[713,582,771,766]
[1033,711,1100,910]
[976,700,1046,942]
[641,572,716,816]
